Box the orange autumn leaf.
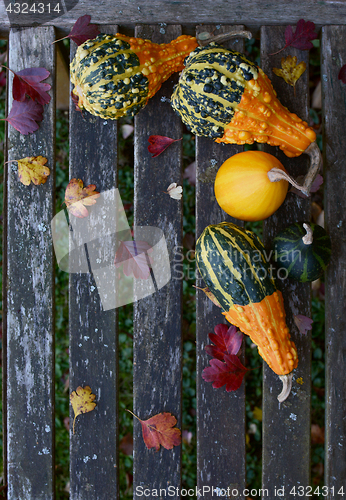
[7,156,50,186]
[127,409,181,451]
[70,385,97,434]
[64,178,100,218]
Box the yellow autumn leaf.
[16,156,50,186]
[273,55,306,90]
[253,406,262,421]
[70,385,97,434]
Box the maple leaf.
[148,135,182,157]
[271,19,318,55]
[53,15,100,46]
[166,182,183,200]
[205,323,243,360]
[12,67,51,105]
[273,55,306,93]
[202,354,249,392]
[338,64,346,84]
[64,178,100,218]
[70,385,96,434]
[114,240,153,279]
[4,98,44,135]
[294,314,313,335]
[6,156,50,186]
[193,285,222,308]
[127,409,181,451]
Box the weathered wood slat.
[69,25,119,500]
[195,25,246,498]
[321,25,346,495]
[0,1,346,36]
[133,24,183,499]
[4,27,56,500]
[261,26,312,495]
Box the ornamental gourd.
[70,33,198,119]
[273,222,332,282]
[196,221,298,401]
[171,43,316,158]
[214,151,289,221]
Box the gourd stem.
[302,141,322,194]
[302,223,313,245]
[267,142,322,197]
[267,168,306,192]
[277,373,293,402]
[197,30,253,47]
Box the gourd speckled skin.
[195,222,298,376]
[171,43,316,157]
[273,222,332,282]
[70,33,198,119]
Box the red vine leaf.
[127,410,181,451]
[272,19,318,55]
[148,135,182,157]
[5,98,44,135]
[114,240,153,279]
[338,64,346,84]
[54,15,100,46]
[205,323,243,360]
[202,354,248,392]
[12,67,51,105]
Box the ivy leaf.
[202,354,248,392]
[70,385,97,434]
[114,240,153,279]
[205,323,243,360]
[64,178,100,218]
[12,67,51,105]
[273,55,306,91]
[338,64,346,84]
[10,156,50,186]
[294,314,313,335]
[148,135,182,157]
[127,410,181,451]
[53,15,100,46]
[5,98,44,135]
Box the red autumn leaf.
[54,15,100,46]
[114,240,153,279]
[5,98,44,135]
[202,354,248,392]
[284,19,318,51]
[272,19,318,55]
[148,135,182,157]
[338,64,346,84]
[294,314,313,335]
[0,70,6,88]
[12,67,51,105]
[205,323,243,361]
[127,410,181,451]
[64,178,100,218]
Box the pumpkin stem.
[267,168,307,192]
[267,142,322,197]
[197,30,253,47]
[277,373,293,402]
[301,141,322,194]
[302,223,313,245]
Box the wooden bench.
[1,2,346,498]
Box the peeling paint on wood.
[261,26,312,496]
[195,25,247,499]
[321,25,346,490]
[5,26,56,500]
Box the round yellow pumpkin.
[214,151,289,221]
